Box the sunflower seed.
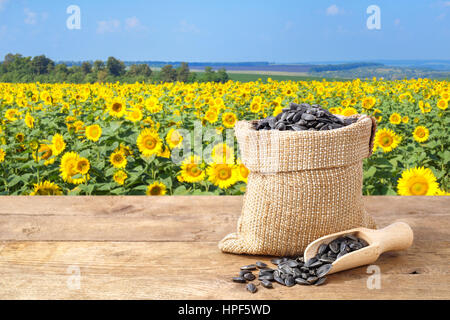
[239,270,252,277]
[318,244,328,255]
[285,276,296,287]
[274,275,285,286]
[310,260,323,268]
[316,264,333,278]
[243,273,256,281]
[287,260,299,268]
[329,241,340,253]
[247,283,257,293]
[256,261,268,268]
[302,113,316,121]
[271,258,282,265]
[295,278,311,285]
[232,277,246,283]
[304,257,317,268]
[240,264,257,271]
[307,276,318,284]
[260,280,273,289]
[314,277,327,286]
[259,274,274,281]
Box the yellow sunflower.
[341,107,357,117]
[236,159,249,183]
[210,143,234,164]
[5,108,21,121]
[0,148,5,163]
[397,167,439,196]
[146,181,167,195]
[158,146,171,158]
[374,128,401,152]
[362,96,376,110]
[85,124,102,142]
[126,107,143,122]
[222,112,238,128]
[33,144,55,165]
[108,98,126,118]
[137,128,162,157]
[413,126,429,143]
[389,113,401,125]
[204,109,218,123]
[76,157,90,175]
[207,163,238,189]
[110,151,127,169]
[435,188,450,196]
[419,101,432,113]
[250,101,261,113]
[166,128,183,149]
[60,151,87,184]
[30,181,63,196]
[15,132,25,143]
[115,144,133,157]
[437,99,448,110]
[145,97,162,113]
[180,155,205,183]
[51,133,66,156]
[402,116,409,124]
[113,170,128,185]
[25,113,35,128]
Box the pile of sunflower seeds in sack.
[252,102,358,131]
[232,234,369,293]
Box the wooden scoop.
[304,222,414,275]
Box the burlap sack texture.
[219,114,377,257]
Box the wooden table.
[0,196,448,300]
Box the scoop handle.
[368,222,414,253]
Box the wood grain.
[0,196,448,299]
[0,196,449,241]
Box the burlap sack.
[219,114,377,256]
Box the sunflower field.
[0,78,448,196]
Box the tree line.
[0,53,230,83]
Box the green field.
[192,71,346,83]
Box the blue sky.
[0,0,449,62]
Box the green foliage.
[0,53,232,84]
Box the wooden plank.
[0,196,448,241]
[0,241,448,300]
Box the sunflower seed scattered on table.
[243,273,256,281]
[232,277,246,283]
[247,283,257,293]
[240,264,257,270]
[256,261,268,268]
[260,280,273,288]
[252,102,357,131]
[231,233,368,293]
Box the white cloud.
[176,19,199,33]
[96,19,121,34]
[0,0,9,11]
[24,8,37,25]
[326,4,342,16]
[125,16,148,31]
[125,16,139,29]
